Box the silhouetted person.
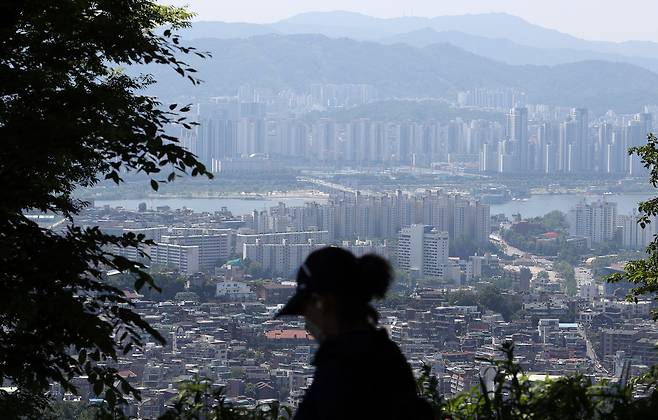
[276,247,432,420]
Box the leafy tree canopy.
[554,260,577,296]
[535,210,569,232]
[447,284,522,321]
[449,236,501,259]
[0,0,211,415]
[610,133,658,319]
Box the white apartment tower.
[151,243,199,275]
[508,107,528,171]
[397,225,449,280]
[569,200,617,245]
[619,212,657,250]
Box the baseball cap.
[275,247,358,318]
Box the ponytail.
[355,254,393,301]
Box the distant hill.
[148,34,658,113]
[274,11,658,56]
[179,12,658,74]
[381,28,658,72]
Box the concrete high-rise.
[508,107,528,171]
[569,200,617,245]
[151,243,199,275]
[571,108,589,172]
[397,225,449,280]
[559,120,577,173]
[626,113,654,177]
[638,113,653,137]
[161,233,233,270]
[625,119,646,176]
[597,123,613,173]
[619,212,657,250]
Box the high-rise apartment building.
[598,123,614,173]
[161,232,233,270]
[571,108,590,172]
[619,212,657,250]
[240,191,489,245]
[243,239,324,277]
[397,225,449,280]
[151,243,200,275]
[508,107,529,171]
[236,230,330,253]
[196,118,239,168]
[569,200,617,245]
[626,114,653,176]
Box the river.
[95,192,655,218]
[490,192,655,218]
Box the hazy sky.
[164,0,658,43]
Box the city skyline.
[176,85,656,179]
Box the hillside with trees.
[146,35,658,112]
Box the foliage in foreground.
[609,133,658,320]
[420,342,658,419]
[158,378,292,420]
[152,342,658,420]
[0,0,211,416]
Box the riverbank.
[93,191,656,219]
[82,188,328,202]
[490,192,655,218]
[94,195,329,214]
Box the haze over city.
[5,1,658,418]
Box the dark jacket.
[294,328,432,420]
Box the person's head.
[275,247,393,341]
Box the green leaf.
[150,179,159,191]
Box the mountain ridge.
[381,28,658,72]
[146,34,658,113]
[176,12,658,74]
[274,11,658,53]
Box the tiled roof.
[265,329,312,340]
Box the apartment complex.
[397,225,450,280]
